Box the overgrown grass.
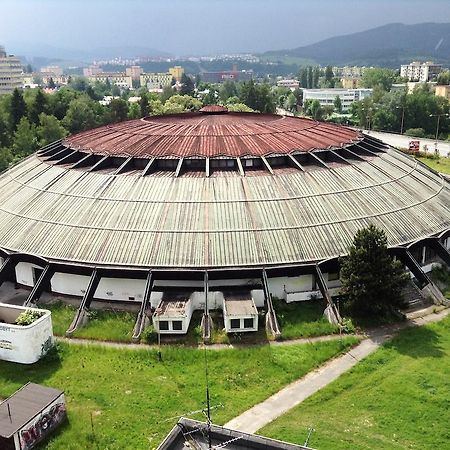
[42,302,136,342]
[0,338,358,449]
[261,316,450,449]
[74,309,136,342]
[417,156,450,174]
[273,298,340,339]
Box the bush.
[15,309,44,326]
[141,325,158,344]
[405,128,426,138]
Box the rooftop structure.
[0,46,23,95]
[0,383,65,450]
[0,110,448,337]
[158,417,314,450]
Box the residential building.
[341,77,361,89]
[201,70,253,84]
[126,65,143,80]
[87,73,133,89]
[40,65,63,77]
[400,61,442,82]
[168,65,184,82]
[435,84,450,100]
[0,46,23,95]
[302,88,373,112]
[140,72,172,90]
[83,65,102,77]
[277,79,300,90]
[332,66,368,78]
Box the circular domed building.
[0,107,449,336]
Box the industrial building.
[0,106,448,339]
[302,88,373,112]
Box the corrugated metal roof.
[0,149,448,268]
[63,113,361,158]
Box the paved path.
[362,129,450,156]
[224,308,450,433]
[56,332,361,351]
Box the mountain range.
[265,23,450,67]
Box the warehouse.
[0,106,448,337]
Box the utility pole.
[430,112,449,154]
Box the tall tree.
[325,66,334,83]
[313,66,320,88]
[37,113,68,146]
[299,67,308,88]
[12,117,38,157]
[62,97,98,134]
[334,95,342,113]
[139,94,150,117]
[340,225,408,317]
[109,98,129,122]
[10,88,27,130]
[180,73,195,96]
[29,89,48,125]
[307,67,313,89]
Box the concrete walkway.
[224,308,450,433]
[56,332,362,351]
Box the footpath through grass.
[261,315,450,450]
[0,337,357,450]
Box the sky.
[1,0,450,56]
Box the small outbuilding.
[0,383,66,450]
[153,293,193,334]
[0,303,53,364]
[223,292,259,333]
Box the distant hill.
[6,42,171,63]
[265,23,450,67]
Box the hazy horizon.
[2,0,450,57]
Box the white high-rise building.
[0,46,23,95]
[400,61,442,82]
[302,88,373,112]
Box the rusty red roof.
[63,112,362,159]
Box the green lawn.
[42,301,136,342]
[0,338,358,449]
[261,316,450,450]
[417,156,450,175]
[273,298,340,339]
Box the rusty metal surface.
[0,147,448,269]
[63,113,361,159]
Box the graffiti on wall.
[20,401,66,450]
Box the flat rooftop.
[224,292,258,316]
[0,383,64,438]
[154,293,191,318]
[158,418,314,450]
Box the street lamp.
[429,112,449,152]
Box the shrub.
[405,127,425,138]
[14,309,44,326]
[141,325,158,344]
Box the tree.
[180,73,195,96]
[437,70,450,86]
[307,99,323,120]
[298,67,308,88]
[219,80,238,102]
[12,117,38,158]
[139,94,150,117]
[340,225,409,317]
[0,147,12,172]
[334,95,342,113]
[161,85,176,103]
[226,103,254,112]
[29,89,48,124]
[63,97,98,133]
[10,88,27,130]
[239,81,275,113]
[128,103,140,119]
[361,68,396,91]
[111,84,121,97]
[164,95,202,114]
[312,66,320,88]
[109,98,129,122]
[325,66,334,84]
[37,113,68,146]
[48,77,56,89]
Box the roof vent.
[199,105,229,114]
